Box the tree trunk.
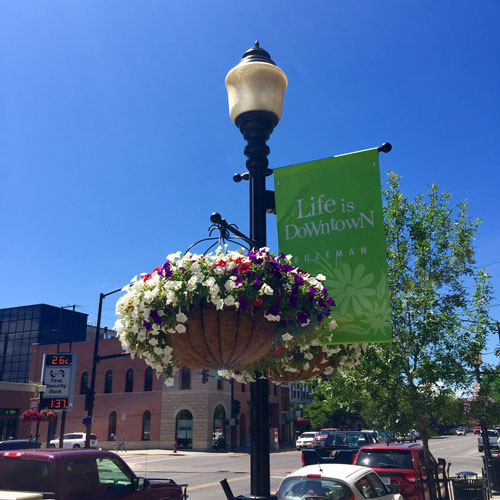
[419,420,438,500]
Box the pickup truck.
[0,448,187,500]
[302,430,377,466]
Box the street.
[121,433,488,500]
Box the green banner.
[274,148,392,344]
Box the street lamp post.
[225,41,287,500]
[84,287,126,448]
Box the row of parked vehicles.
[295,428,421,451]
[291,429,445,500]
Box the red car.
[0,449,187,500]
[473,426,482,434]
[354,443,445,500]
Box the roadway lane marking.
[188,475,250,490]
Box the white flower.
[167,251,181,262]
[304,352,314,360]
[214,298,224,310]
[225,278,236,291]
[176,312,188,323]
[148,338,158,346]
[225,295,236,307]
[259,284,274,296]
[324,366,334,375]
[165,377,175,387]
[281,333,293,342]
[264,313,280,322]
[328,319,338,330]
[316,273,327,281]
[175,323,186,333]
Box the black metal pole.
[84,287,123,448]
[236,109,277,500]
[84,292,104,449]
[230,379,236,452]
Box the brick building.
[28,338,291,450]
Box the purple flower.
[253,277,262,288]
[163,263,173,279]
[143,320,152,331]
[235,274,243,286]
[288,294,298,307]
[307,286,317,300]
[294,275,305,286]
[327,297,336,307]
[240,297,249,311]
[316,312,324,323]
[180,267,187,274]
[149,309,162,325]
[267,304,280,316]
[297,309,310,325]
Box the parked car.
[312,428,340,448]
[49,432,98,449]
[303,431,378,466]
[295,432,318,451]
[0,439,42,450]
[394,430,419,443]
[0,449,188,499]
[354,443,446,500]
[456,427,467,436]
[478,429,499,452]
[276,463,403,500]
[473,426,482,434]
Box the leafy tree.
[314,173,495,498]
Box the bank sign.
[274,148,392,344]
[40,353,77,411]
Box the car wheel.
[48,444,56,448]
[73,444,81,448]
[478,447,483,452]
[296,448,301,451]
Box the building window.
[144,368,153,392]
[180,367,191,390]
[108,411,117,440]
[241,383,246,393]
[125,369,134,392]
[175,410,193,449]
[273,384,278,396]
[104,370,113,393]
[79,372,89,395]
[142,411,151,441]
[217,379,223,390]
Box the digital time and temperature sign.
[40,353,77,411]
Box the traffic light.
[201,369,209,384]
[231,399,241,417]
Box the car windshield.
[356,449,414,469]
[278,476,353,500]
[301,433,317,439]
[0,458,52,492]
[328,433,367,447]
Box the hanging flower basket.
[219,331,366,384]
[115,247,338,384]
[40,409,57,422]
[168,304,275,369]
[21,410,42,422]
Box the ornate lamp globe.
[225,41,288,129]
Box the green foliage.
[313,172,495,454]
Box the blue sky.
[1,1,499,362]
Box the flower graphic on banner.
[327,263,375,316]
